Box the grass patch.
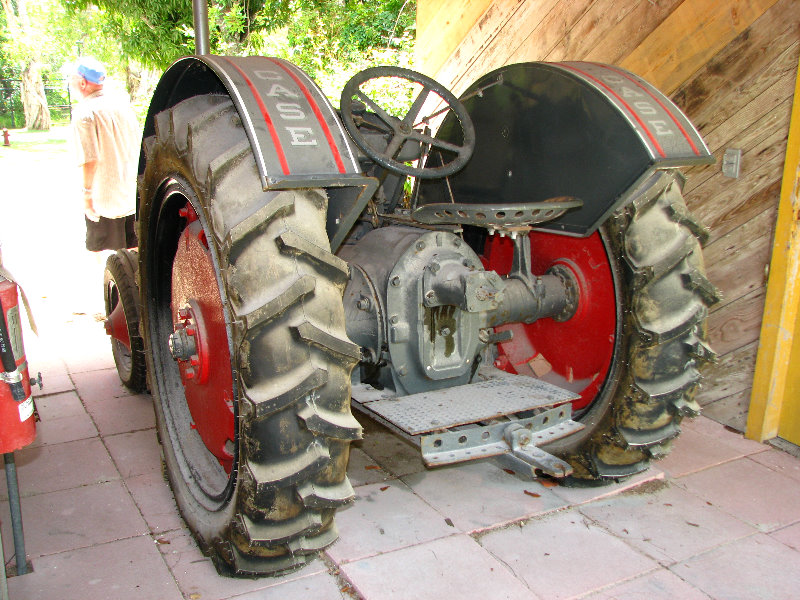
[0,125,72,154]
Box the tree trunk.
[21,61,51,131]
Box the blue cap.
[76,57,106,84]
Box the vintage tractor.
[103,25,718,576]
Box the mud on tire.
[138,94,360,575]
[543,172,719,483]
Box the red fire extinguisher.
[0,277,36,453]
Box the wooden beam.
[621,0,781,93]
[416,0,494,77]
[746,53,800,441]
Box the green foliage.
[57,0,415,75]
[1,0,416,125]
[257,0,416,103]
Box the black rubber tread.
[543,172,716,483]
[138,93,360,576]
[104,250,147,392]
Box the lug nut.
[168,328,196,361]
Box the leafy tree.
[1,0,416,129]
[0,0,140,128]
[60,0,415,74]
[1,0,51,129]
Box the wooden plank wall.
[417,0,800,431]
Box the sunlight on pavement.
[1,125,112,362]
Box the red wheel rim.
[171,204,235,473]
[481,231,617,411]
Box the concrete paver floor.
[2,128,800,598]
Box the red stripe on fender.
[556,63,666,159]
[598,64,701,156]
[267,58,347,174]
[221,57,291,175]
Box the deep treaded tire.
[542,171,719,483]
[138,94,360,576]
[104,249,147,392]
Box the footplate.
[351,371,583,478]
[420,405,583,477]
[354,374,579,435]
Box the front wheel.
[138,94,361,576]
[483,172,718,483]
[104,249,147,392]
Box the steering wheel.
[340,66,476,179]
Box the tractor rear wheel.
[484,172,718,483]
[138,93,360,575]
[104,250,147,392]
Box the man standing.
[70,57,139,251]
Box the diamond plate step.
[352,374,579,436]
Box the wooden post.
[745,54,800,442]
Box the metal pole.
[192,0,211,55]
[3,454,26,576]
[0,516,8,600]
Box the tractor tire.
[546,172,719,483]
[104,249,147,392]
[487,172,718,484]
[138,93,361,576]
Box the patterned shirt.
[73,89,140,219]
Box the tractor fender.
[419,62,714,237]
[138,56,376,250]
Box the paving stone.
[230,572,354,600]
[402,460,567,532]
[32,390,85,420]
[549,467,664,507]
[682,416,768,456]
[1,480,147,559]
[22,335,69,376]
[71,367,139,405]
[327,479,458,563]
[579,481,756,564]
[657,416,769,478]
[341,534,535,600]
[677,457,800,532]
[347,446,392,487]
[478,509,658,600]
[0,437,119,500]
[125,471,184,534]
[583,569,711,599]
[23,336,71,392]
[156,528,326,599]
[86,393,155,437]
[6,536,183,600]
[671,533,800,600]
[62,336,116,374]
[700,395,749,433]
[770,522,800,553]
[104,429,163,479]
[32,372,75,397]
[28,412,98,448]
[748,448,800,484]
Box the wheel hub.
[171,204,235,473]
[482,231,618,412]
